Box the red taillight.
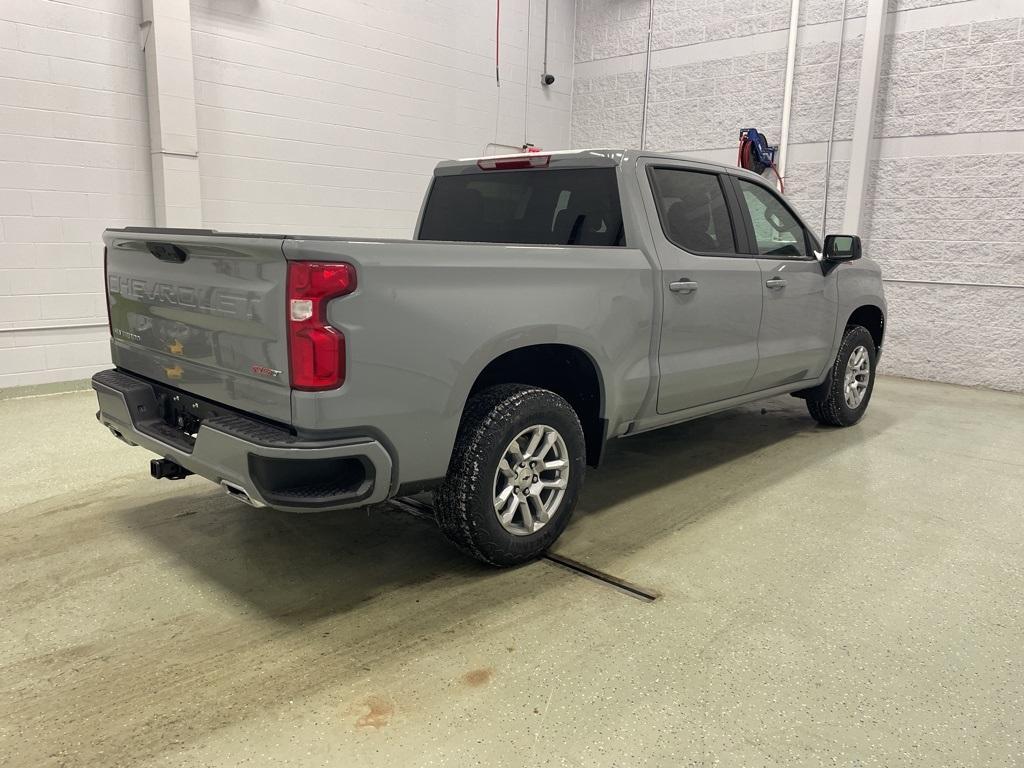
[103,246,112,335]
[476,154,550,170]
[286,261,356,391]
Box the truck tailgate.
[103,229,292,424]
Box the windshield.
[418,167,624,246]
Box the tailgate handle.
[147,242,189,263]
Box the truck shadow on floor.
[569,396,894,545]
[122,395,897,624]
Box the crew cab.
[93,149,886,565]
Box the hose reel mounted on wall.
[737,128,784,192]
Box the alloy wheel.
[844,345,871,409]
[492,424,569,536]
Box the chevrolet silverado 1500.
[93,149,886,565]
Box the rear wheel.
[806,325,877,427]
[435,385,586,566]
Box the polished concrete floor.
[1,377,1022,767]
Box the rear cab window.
[418,167,625,246]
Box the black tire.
[807,325,877,427]
[435,384,586,567]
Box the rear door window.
[647,168,737,254]
[418,167,624,246]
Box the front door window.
[736,179,807,258]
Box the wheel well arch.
[467,344,606,467]
[847,305,885,350]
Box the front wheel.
[806,325,878,427]
[435,385,586,566]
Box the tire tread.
[435,385,583,566]
[806,325,876,427]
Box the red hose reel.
[737,128,784,192]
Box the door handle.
[765,277,787,289]
[669,280,698,294]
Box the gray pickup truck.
[93,149,885,566]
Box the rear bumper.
[91,369,393,512]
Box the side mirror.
[823,234,862,262]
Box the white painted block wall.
[0,0,575,387]
[0,0,152,388]
[191,0,575,237]
[572,0,1024,393]
[4,0,1019,393]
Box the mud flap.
[791,371,832,401]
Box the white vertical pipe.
[639,0,654,150]
[777,0,801,185]
[542,0,550,78]
[524,0,532,145]
[568,0,578,147]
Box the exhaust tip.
[221,480,265,508]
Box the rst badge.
[251,365,282,378]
